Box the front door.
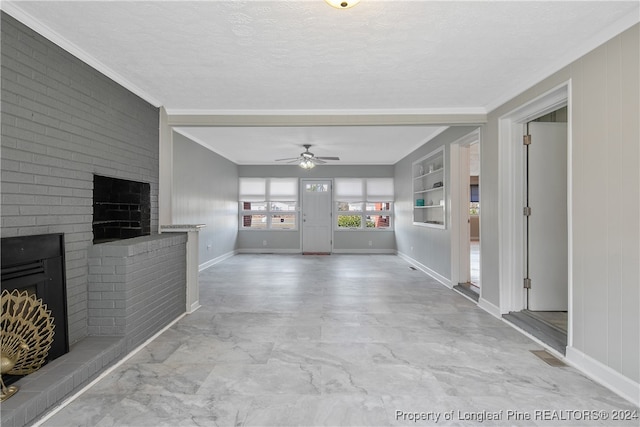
[525,122,568,311]
[301,179,333,254]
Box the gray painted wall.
[237,164,396,252]
[394,127,478,281]
[172,132,239,265]
[0,12,159,345]
[481,23,639,385]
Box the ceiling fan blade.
[275,145,340,164]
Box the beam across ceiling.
[165,113,488,128]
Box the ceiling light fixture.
[300,159,316,169]
[325,0,360,9]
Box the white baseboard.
[237,248,300,254]
[332,249,396,254]
[565,346,640,407]
[478,297,501,319]
[396,251,452,288]
[199,250,237,271]
[187,302,202,314]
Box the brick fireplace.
[1,11,165,427]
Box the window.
[470,183,479,215]
[366,202,391,229]
[305,183,329,192]
[334,178,394,230]
[239,178,298,230]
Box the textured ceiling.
[3,1,638,165]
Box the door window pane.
[306,183,328,192]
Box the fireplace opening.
[93,175,151,244]
[1,233,69,386]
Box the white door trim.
[450,128,480,289]
[497,80,572,345]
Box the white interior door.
[302,179,332,254]
[526,122,568,311]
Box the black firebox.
[93,175,151,243]
[1,233,70,385]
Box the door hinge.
[524,277,532,289]
[523,206,532,216]
[523,135,532,145]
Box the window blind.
[366,178,394,202]
[239,178,266,202]
[334,178,364,202]
[269,178,298,201]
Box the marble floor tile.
[242,395,389,427]
[38,254,638,427]
[198,359,322,396]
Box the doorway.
[451,129,481,302]
[469,142,480,291]
[301,179,333,254]
[519,110,569,345]
[501,102,570,354]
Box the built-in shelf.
[414,187,444,195]
[413,147,446,229]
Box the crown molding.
[1,2,163,108]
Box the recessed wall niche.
[92,175,151,244]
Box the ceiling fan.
[275,144,340,169]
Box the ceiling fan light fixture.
[325,0,360,9]
[275,144,338,168]
[300,159,315,169]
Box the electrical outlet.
[368,240,373,246]
[262,240,267,246]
